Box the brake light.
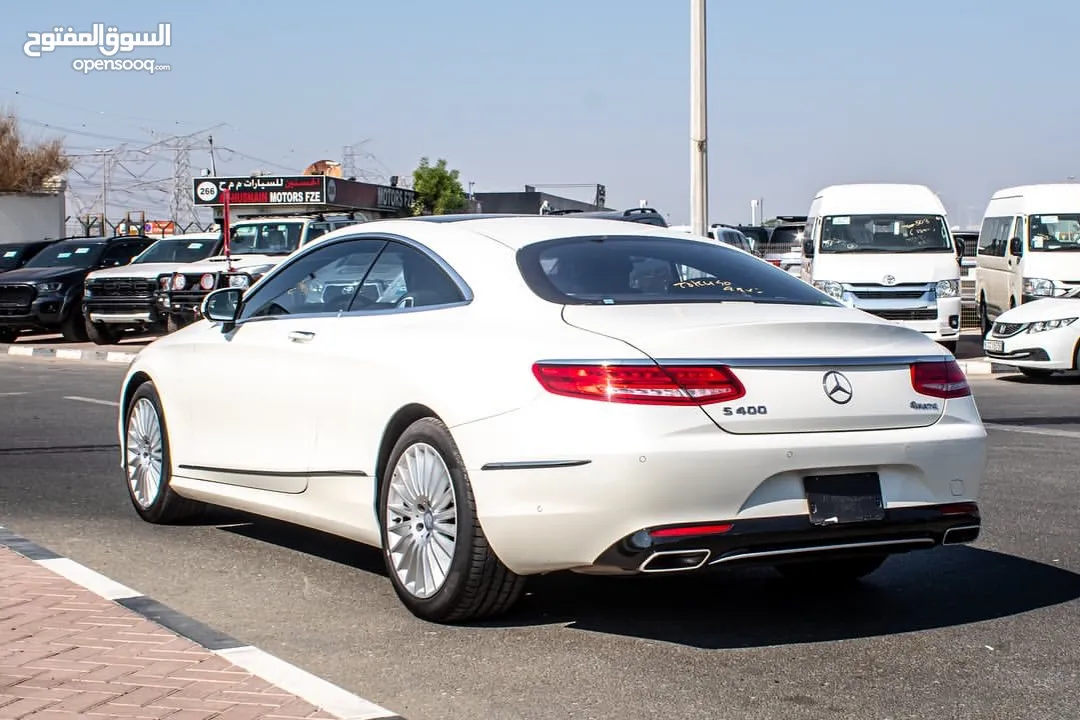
[532,363,745,405]
[910,359,970,399]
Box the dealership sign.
[193,175,416,213]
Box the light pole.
[95,147,112,235]
[690,0,708,236]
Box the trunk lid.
[561,303,950,434]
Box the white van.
[974,184,1080,335]
[799,184,964,351]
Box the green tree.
[411,157,467,215]
[0,111,71,192]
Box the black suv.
[0,239,64,275]
[0,234,155,343]
[549,207,669,227]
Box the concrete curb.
[0,525,405,720]
[3,343,140,364]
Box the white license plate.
[983,339,1003,353]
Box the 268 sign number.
[721,405,768,416]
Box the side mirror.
[202,287,242,327]
[1009,237,1023,256]
[954,237,965,258]
[802,239,815,257]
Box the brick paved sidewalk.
[0,546,338,719]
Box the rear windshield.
[763,226,804,254]
[516,235,838,307]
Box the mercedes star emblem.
[822,370,853,405]
[882,274,896,286]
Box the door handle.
[287,330,315,343]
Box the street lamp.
[690,0,708,237]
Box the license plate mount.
[803,472,885,526]
[984,339,1004,353]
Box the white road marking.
[0,391,29,396]
[216,646,400,719]
[63,395,120,408]
[983,423,1080,440]
[36,557,141,600]
[55,349,83,360]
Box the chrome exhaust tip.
[638,549,710,573]
[942,525,980,545]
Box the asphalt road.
[1,356,1078,720]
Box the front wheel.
[85,321,118,346]
[123,381,205,523]
[0,327,17,344]
[59,311,88,342]
[774,555,887,583]
[379,417,526,623]
[979,297,991,338]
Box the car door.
[174,237,388,492]
[1007,215,1025,306]
[297,238,471,538]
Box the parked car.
[714,223,769,256]
[761,217,807,275]
[82,232,224,345]
[164,214,364,330]
[982,294,1080,378]
[118,216,987,623]
[0,239,64,276]
[0,234,154,343]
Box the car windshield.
[517,235,839,307]
[133,236,221,264]
[22,241,105,268]
[820,214,953,253]
[229,222,304,255]
[0,245,31,271]
[1028,214,1080,252]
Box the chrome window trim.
[534,355,950,368]
[227,231,474,327]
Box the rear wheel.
[379,417,526,623]
[85,321,118,346]
[0,328,17,344]
[979,296,991,337]
[124,381,205,523]
[774,555,887,583]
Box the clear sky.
[3,0,1078,228]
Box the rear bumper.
[593,504,980,573]
[455,397,988,576]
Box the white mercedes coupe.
[117,215,988,623]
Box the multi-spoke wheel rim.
[385,443,458,599]
[126,398,164,509]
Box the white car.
[116,216,988,623]
[982,296,1080,378]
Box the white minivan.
[799,184,964,352]
[974,183,1080,335]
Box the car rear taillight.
[531,363,745,405]
[649,523,733,539]
[910,359,970,399]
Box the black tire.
[1019,367,1053,379]
[979,296,991,338]
[85,321,118,346]
[166,314,185,333]
[59,310,88,342]
[0,327,17,344]
[939,340,958,355]
[774,555,887,583]
[123,381,205,523]
[378,417,526,623]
